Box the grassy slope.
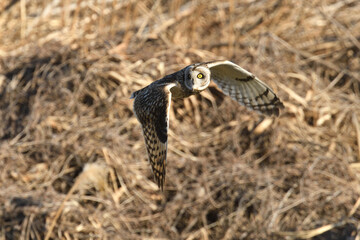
[1,0,360,239]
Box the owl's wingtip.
[156,176,165,191]
[268,103,285,116]
[259,101,284,117]
[267,97,285,116]
[274,101,285,116]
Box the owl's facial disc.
[184,66,211,92]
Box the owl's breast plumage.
[170,85,193,99]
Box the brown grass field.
[1,0,360,239]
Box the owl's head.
[184,65,211,92]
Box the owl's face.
[184,65,211,92]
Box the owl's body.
[131,60,284,190]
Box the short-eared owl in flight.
[131,60,284,190]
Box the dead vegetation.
[1,0,360,239]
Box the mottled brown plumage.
[131,60,284,190]
[131,82,174,190]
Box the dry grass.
[1,0,360,239]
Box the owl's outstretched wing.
[131,82,176,190]
[207,60,284,116]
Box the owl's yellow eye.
[197,73,204,79]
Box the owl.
[131,60,284,190]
